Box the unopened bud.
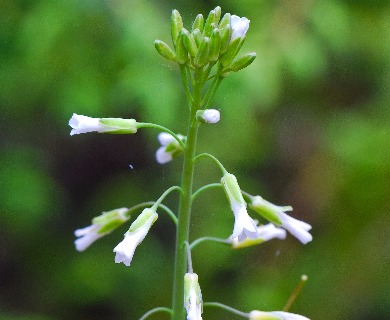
[176,31,189,64]
[194,36,210,67]
[229,52,256,72]
[196,109,220,124]
[171,9,183,47]
[154,40,176,61]
[219,13,231,29]
[203,10,216,37]
[219,36,245,67]
[192,14,204,33]
[182,28,198,58]
[192,29,203,47]
[214,6,222,24]
[219,24,231,55]
[209,28,221,61]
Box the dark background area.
[1,0,389,319]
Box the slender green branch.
[200,75,218,106]
[203,302,249,318]
[191,183,222,202]
[190,237,230,250]
[283,275,308,312]
[139,307,172,320]
[136,123,185,148]
[203,76,223,110]
[241,190,255,202]
[152,186,182,210]
[193,153,227,174]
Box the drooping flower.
[197,109,221,124]
[113,208,158,267]
[231,223,286,249]
[221,173,258,242]
[230,15,250,41]
[69,113,138,135]
[74,208,129,252]
[156,132,186,164]
[184,273,203,320]
[250,196,312,244]
[249,310,310,320]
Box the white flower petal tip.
[113,209,157,267]
[155,132,185,164]
[69,113,104,136]
[249,310,310,320]
[74,225,104,252]
[250,196,313,244]
[230,15,250,41]
[184,273,203,320]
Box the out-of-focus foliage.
[1,0,389,319]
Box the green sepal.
[209,28,221,61]
[171,9,183,47]
[154,40,176,61]
[129,208,158,232]
[250,196,283,225]
[192,14,204,33]
[99,118,137,134]
[92,208,129,234]
[229,52,256,72]
[221,173,246,207]
[219,36,245,67]
[213,6,221,24]
[182,28,198,58]
[203,9,216,37]
[219,24,231,55]
[194,36,210,67]
[192,29,203,47]
[175,31,189,64]
[219,13,231,29]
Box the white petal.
[156,147,172,164]
[202,109,220,124]
[158,132,175,145]
[74,232,104,252]
[69,113,104,135]
[230,15,250,41]
[279,212,313,244]
[270,311,310,320]
[257,223,287,241]
[232,203,258,241]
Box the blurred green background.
[1,0,389,319]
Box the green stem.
[193,152,227,174]
[139,307,172,320]
[191,183,222,202]
[203,302,249,318]
[179,65,193,108]
[190,236,230,250]
[126,202,178,225]
[137,123,186,148]
[171,67,203,320]
[203,76,223,110]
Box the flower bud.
[194,36,210,67]
[214,6,222,24]
[196,109,220,124]
[192,29,203,47]
[175,31,189,64]
[219,13,231,29]
[229,52,256,72]
[171,9,183,47]
[249,311,310,320]
[184,273,203,320]
[192,14,204,33]
[219,36,245,67]
[69,114,138,135]
[182,28,198,58]
[209,28,221,62]
[154,40,176,61]
[203,9,216,37]
[219,24,231,55]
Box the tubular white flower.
[231,223,286,249]
[184,273,203,320]
[113,208,158,267]
[230,15,250,41]
[249,310,310,320]
[155,132,186,164]
[69,113,138,135]
[250,196,312,244]
[197,109,220,124]
[74,207,129,252]
[221,173,258,242]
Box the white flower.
[74,207,129,252]
[231,223,286,249]
[184,273,203,320]
[69,113,138,135]
[249,310,310,320]
[75,225,106,252]
[197,109,220,124]
[113,208,157,267]
[156,132,185,164]
[230,15,250,41]
[250,196,312,244]
[221,173,258,242]
[69,114,105,135]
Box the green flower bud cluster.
[154,7,256,73]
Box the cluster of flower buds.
[154,6,256,73]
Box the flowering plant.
[70,6,312,320]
